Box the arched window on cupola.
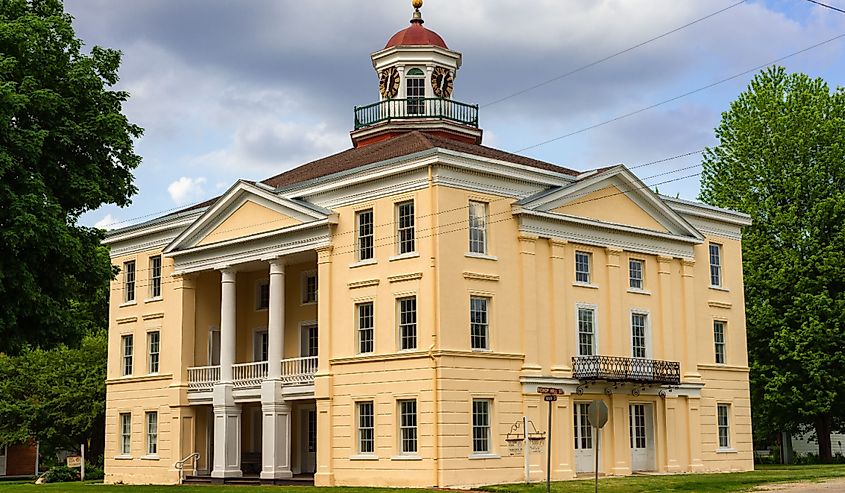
[405,67,425,115]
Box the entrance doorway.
[0,445,7,476]
[573,402,595,473]
[629,403,656,471]
[299,406,317,474]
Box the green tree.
[700,66,845,462]
[0,0,141,353]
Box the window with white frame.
[356,209,374,261]
[629,258,644,290]
[254,330,269,362]
[124,260,136,302]
[470,296,489,350]
[406,68,425,114]
[145,411,158,455]
[302,324,318,357]
[302,271,317,304]
[256,281,269,310]
[468,201,488,254]
[398,297,417,351]
[577,307,596,356]
[574,402,593,449]
[399,399,418,454]
[121,334,133,376]
[714,321,726,364]
[396,201,415,255]
[357,302,374,354]
[120,413,131,455]
[631,313,647,359]
[148,331,160,374]
[357,401,375,454]
[472,399,491,454]
[709,243,722,287]
[575,251,591,284]
[149,256,162,298]
[717,404,730,449]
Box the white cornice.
[662,195,752,226]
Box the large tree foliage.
[700,66,845,462]
[0,0,141,353]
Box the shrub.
[42,465,79,483]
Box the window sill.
[144,297,163,304]
[350,259,377,269]
[391,455,422,461]
[716,448,737,454]
[471,348,492,353]
[119,300,137,308]
[300,301,317,307]
[140,454,160,461]
[627,288,651,296]
[255,307,268,313]
[114,455,133,461]
[389,252,419,262]
[468,453,500,460]
[572,282,599,290]
[709,286,730,292]
[465,252,497,261]
[349,455,379,461]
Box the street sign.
[66,456,81,468]
[536,386,564,395]
[587,400,609,429]
[543,394,557,402]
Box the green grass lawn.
[0,465,843,492]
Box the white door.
[574,403,595,473]
[300,407,317,473]
[0,445,7,476]
[630,403,655,471]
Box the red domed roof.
[385,21,448,49]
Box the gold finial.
[412,0,423,9]
[411,0,424,23]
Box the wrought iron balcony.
[572,355,681,386]
[354,97,479,130]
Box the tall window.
[256,281,270,310]
[120,413,132,455]
[629,259,644,290]
[575,251,591,284]
[472,399,491,454]
[574,403,593,449]
[356,209,374,261]
[577,308,595,356]
[396,201,415,254]
[254,330,269,362]
[148,331,160,374]
[406,68,425,114]
[357,302,374,354]
[717,404,730,448]
[122,335,133,376]
[357,401,375,454]
[124,260,136,302]
[709,243,722,287]
[630,404,646,449]
[302,271,317,304]
[714,321,726,364]
[470,296,489,350]
[399,399,418,454]
[398,297,417,351]
[145,411,158,455]
[631,313,647,359]
[308,410,317,453]
[149,256,162,298]
[302,324,318,357]
[468,201,488,254]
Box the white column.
[267,260,286,379]
[219,268,237,383]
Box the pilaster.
[519,234,541,375]
[687,396,704,472]
[681,258,701,381]
[550,239,570,376]
[605,248,623,357]
[656,256,674,361]
[260,381,292,480]
[173,274,196,386]
[610,393,631,476]
[314,246,334,487]
[211,384,242,478]
[663,396,681,472]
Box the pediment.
[164,181,330,253]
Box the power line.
[805,0,845,15]
[481,0,747,108]
[514,31,845,153]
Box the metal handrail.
[174,452,199,484]
[354,97,479,130]
[572,355,681,385]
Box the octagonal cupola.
[351,0,481,147]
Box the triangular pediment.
[164,181,331,253]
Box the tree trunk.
[814,414,833,463]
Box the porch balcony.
[353,97,479,130]
[572,355,681,386]
[187,356,318,393]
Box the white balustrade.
[281,356,318,386]
[188,357,316,392]
[187,365,220,392]
[232,361,269,389]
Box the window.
[399,399,418,454]
[254,330,269,362]
[717,404,730,449]
[149,256,162,298]
[145,411,158,455]
[631,313,647,359]
[122,335,133,376]
[120,413,131,455]
[470,296,489,350]
[308,410,317,453]
[630,404,646,449]
[356,209,374,261]
[148,331,160,374]
[302,271,317,304]
[302,324,318,357]
[714,321,726,364]
[124,260,136,302]
[629,259,644,290]
[396,201,415,254]
[574,403,593,449]
[575,251,591,284]
[357,302,374,354]
[256,281,270,310]
[577,308,596,356]
[709,243,722,287]
[468,201,488,254]
[406,68,425,114]
[472,399,491,453]
[398,297,417,350]
[357,401,375,454]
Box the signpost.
[587,400,609,493]
[537,387,564,493]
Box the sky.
[63,0,845,230]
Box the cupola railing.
[572,355,681,386]
[354,97,479,130]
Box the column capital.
[269,258,286,275]
[220,268,237,283]
[316,245,334,264]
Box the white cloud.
[94,213,119,230]
[168,176,207,205]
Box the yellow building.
[103,3,754,487]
